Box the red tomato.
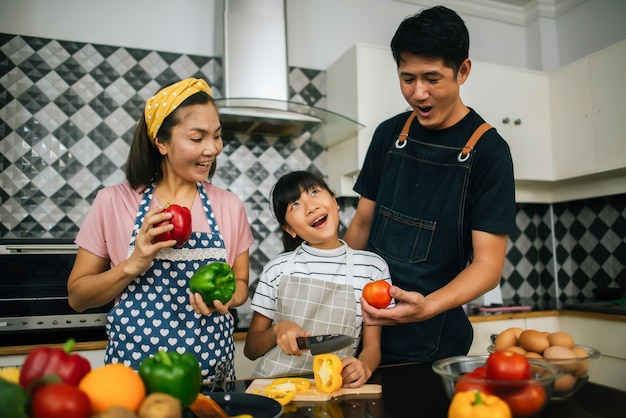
[30,383,92,418]
[155,203,192,246]
[455,365,493,394]
[362,280,392,309]
[498,383,546,416]
[485,350,531,381]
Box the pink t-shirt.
[75,181,253,267]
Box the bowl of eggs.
[489,328,601,400]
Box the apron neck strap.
[457,122,493,162]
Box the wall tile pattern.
[1,34,625,327]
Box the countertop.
[2,308,626,356]
[195,362,626,418]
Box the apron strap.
[394,112,416,149]
[457,122,493,162]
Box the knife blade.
[296,334,355,355]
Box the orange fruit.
[78,363,146,413]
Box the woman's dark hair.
[125,90,217,190]
[271,170,335,252]
[391,5,469,76]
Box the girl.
[244,171,392,388]
[67,78,253,382]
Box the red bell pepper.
[155,203,192,247]
[19,339,91,390]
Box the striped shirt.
[250,241,392,345]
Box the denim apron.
[104,182,235,382]
[252,244,357,378]
[368,112,492,364]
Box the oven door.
[0,239,111,346]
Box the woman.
[67,78,253,381]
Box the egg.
[518,329,550,354]
[548,331,575,348]
[505,345,527,356]
[494,328,518,351]
[571,346,591,376]
[553,372,577,392]
[544,345,578,373]
[525,351,543,359]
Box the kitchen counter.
[195,362,626,418]
[2,309,626,356]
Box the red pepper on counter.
[19,338,91,390]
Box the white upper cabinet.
[550,56,598,179]
[551,39,626,179]
[326,44,408,196]
[462,62,553,181]
[590,40,626,172]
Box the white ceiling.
[396,0,587,25]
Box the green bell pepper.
[189,261,236,304]
[0,377,28,418]
[138,349,201,409]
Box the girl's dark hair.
[271,171,335,252]
[391,5,469,76]
[125,90,217,190]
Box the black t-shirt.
[355,108,517,237]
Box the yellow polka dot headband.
[144,77,213,144]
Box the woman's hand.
[124,205,177,277]
[189,291,230,315]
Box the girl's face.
[282,185,341,250]
[155,103,223,182]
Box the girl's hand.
[340,356,370,388]
[124,206,176,277]
[273,321,310,356]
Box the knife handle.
[296,337,308,350]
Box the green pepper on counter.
[0,377,28,418]
[138,349,201,409]
[189,261,236,304]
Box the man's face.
[397,53,470,130]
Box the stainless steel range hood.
[216,0,362,146]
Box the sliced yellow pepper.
[313,354,343,394]
[263,381,297,405]
[270,377,311,392]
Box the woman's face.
[155,102,222,182]
[282,186,341,250]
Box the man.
[344,5,517,365]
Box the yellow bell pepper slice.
[313,354,343,394]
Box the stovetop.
[563,298,626,316]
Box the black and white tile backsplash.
[1,33,625,328]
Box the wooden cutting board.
[245,378,382,402]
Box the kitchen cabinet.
[560,314,626,392]
[551,39,626,180]
[326,43,408,196]
[461,62,553,181]
[589,40,626,172]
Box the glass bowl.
[433,355,562,417]
[487,344,601,400]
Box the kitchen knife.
[296,334,355,355]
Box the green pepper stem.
[63,338,76,354]
[156,349,173,367]
[472,389,484,406]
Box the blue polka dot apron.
[104,182,235,382]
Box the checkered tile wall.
[1,33,625,327]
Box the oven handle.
[0,296,69,302]
[1,244,78,254]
